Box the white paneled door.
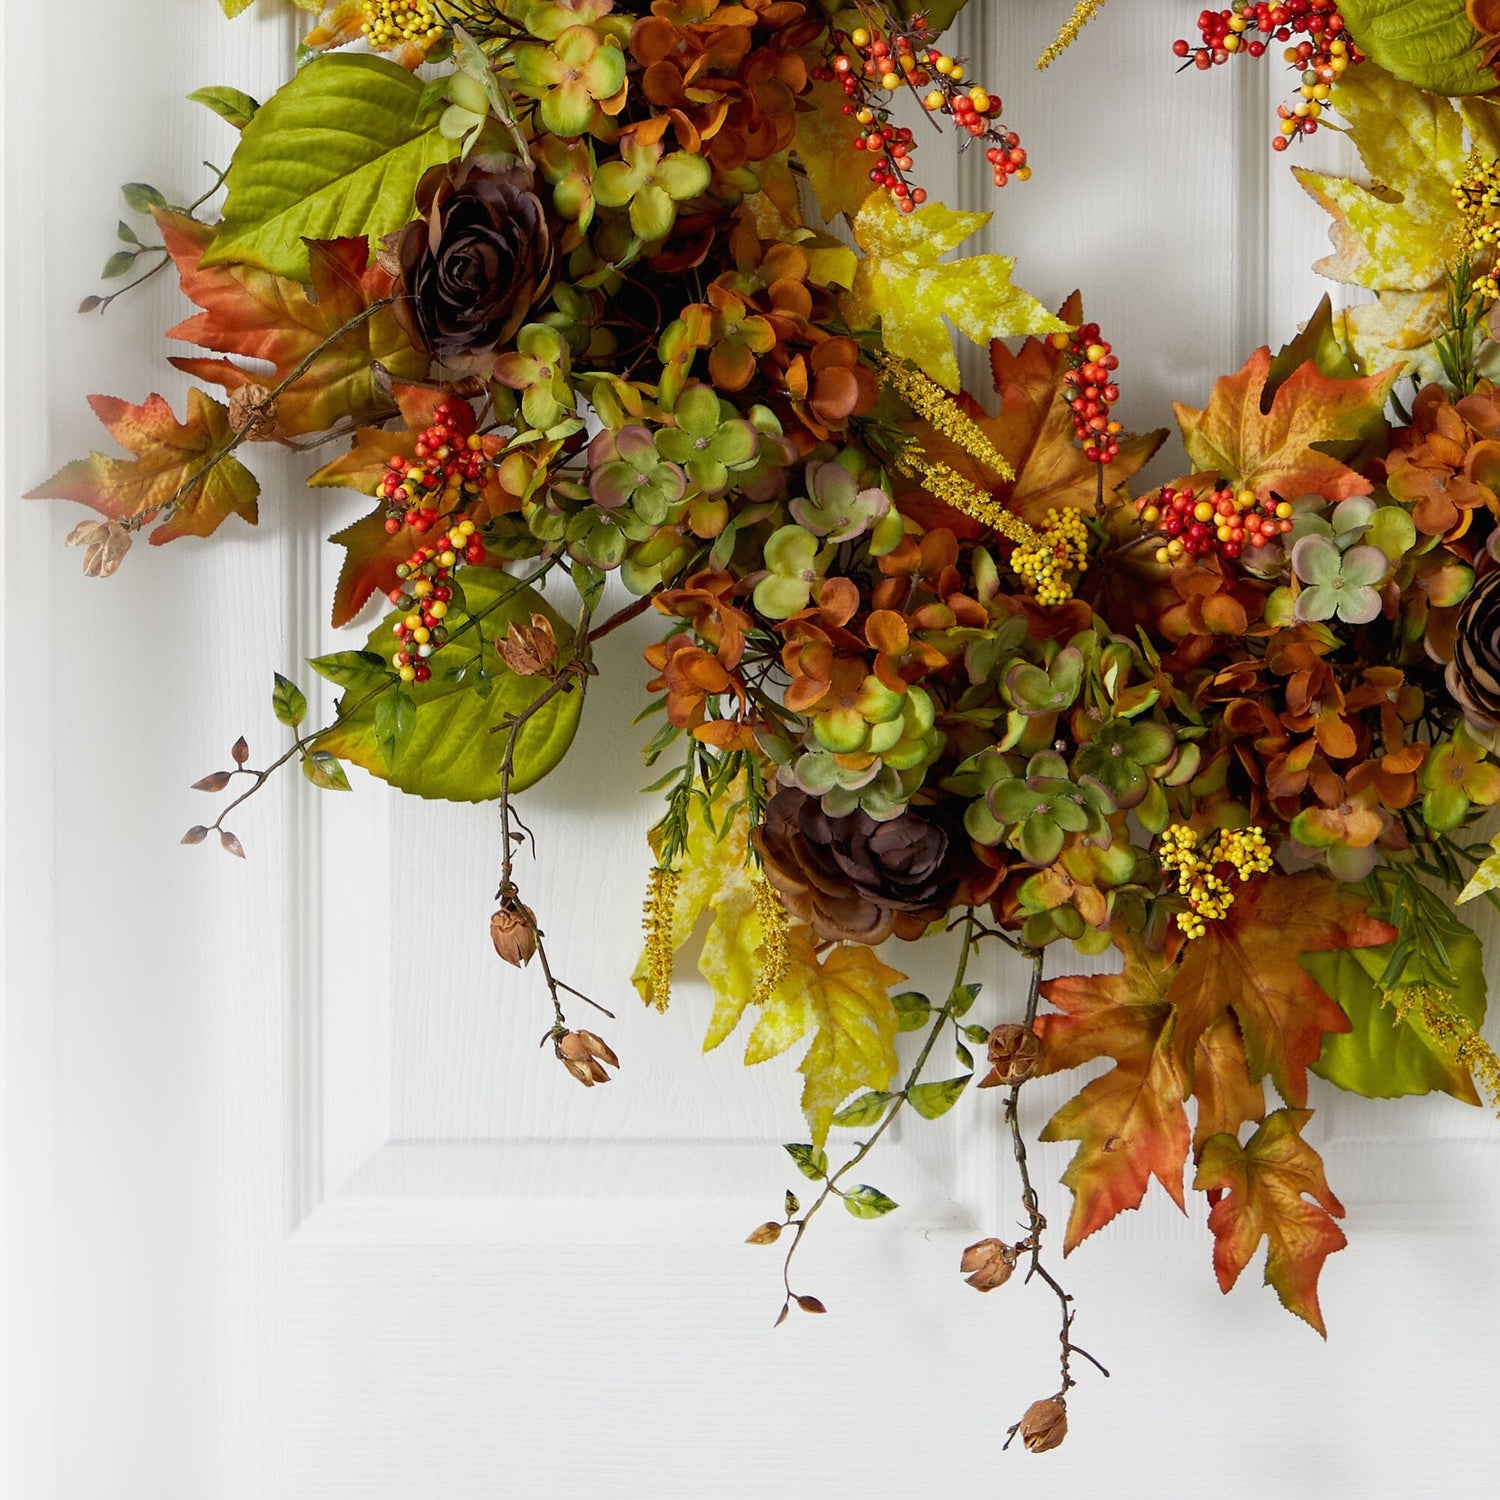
[7,4,1500,1497]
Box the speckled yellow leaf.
[1294,63,1500,376]
[842,192,1064,391]
[793,82,872,223]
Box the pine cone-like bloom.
[979,1024,1044,1088]
[392,158,558,374]
[752,787,964,944]
[1450,567,1500,728]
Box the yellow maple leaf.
[1294,63,1500,377]
[842,191,1065,391]
[702,916,904,1145]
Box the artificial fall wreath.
[33,0,1500,1452]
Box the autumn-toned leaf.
[1194,1108,1347,1335]
[895,292,1166,532]
[1168,872,1397,1107]
[842,191,1064,392]
[1036,933,1191,1251]
[1191,1012,1266,1153]
[1294,65,1500,377]
[157,210,425,436]
[703,911,904,1144]
[1173,347,1397,509]
[792,82,870,222]
[26,389,259,544]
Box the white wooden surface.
[6,3,1500,1496]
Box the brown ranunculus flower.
[1450,567,1500,727]
[392,158,557,373]
[752,787,964,944]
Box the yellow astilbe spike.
[641,864,680,1012]
[751,876,790,1006]
[1038,0,1109,70]
[893,442,1040,546]
[1388,984,1500,1115]
[876,354,1015,482]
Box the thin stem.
[1000,946,1109,1441]
[776,912,980,1317]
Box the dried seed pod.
[227,383,283,442]
[959,1237,1019,1291]
[979,1023,1044,1088]
[490,898,538,967]
[64,518,132,578]
[1016,1397,1067,1453]
[498,612,560,677]
[556,1029,619,1086]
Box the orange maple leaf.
[25,389,259,544]
[1195,1108,1347,1335]
[1167,871,1397,1108]
[1172,346,1397,507]
[156,210,426,437]
[894,292,1166,534]
[1036,933,1191,1252]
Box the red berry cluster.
[378,398,489,536]
[1171,1,1360,150]
[388,524,481,684]
[1051,324,1122,463]
[810,17,1025,212]
[1138,483,1295,564]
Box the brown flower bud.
[979,1023,1044,1088]
[1016,1397,1067,1453]
[959,1237,1019,1291]
[228,383,283,442]
[557,1029,619,1087]
[490,898,538,967]
[498,612,559,677]
[64,518,131,578]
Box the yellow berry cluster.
[1011,507,1090,606]
[1453,151,1500,304]
[1158,824,1273,939]
[361,0,444,55]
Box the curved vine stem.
[774,910,981,1323]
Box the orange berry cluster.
[1050,323,1122,464]
[388,522,480,684]
[378,398,490,536]
[1139,483,1295,563]
[811,16,1026,211]
[1172,1,1359,151]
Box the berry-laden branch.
[756,911,983,1324]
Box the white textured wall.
[6,3,1500,1496]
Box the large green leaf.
[1338,0,1493,96]
[203,54,459,280]
[309,570,583,802]
[1306,929,1486,1104]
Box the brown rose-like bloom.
[752,787,964,944]
[392,158,557,373]
[1450,566,1500,728]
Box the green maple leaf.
[842,192,1065,391]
